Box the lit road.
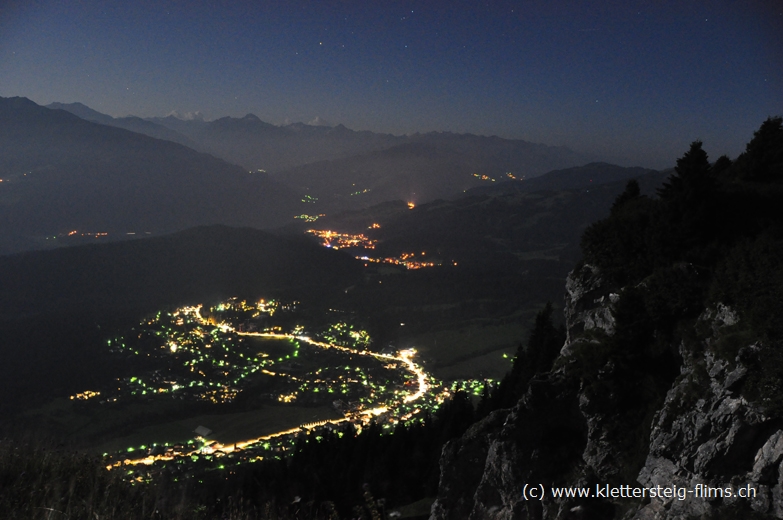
[110,306,433,469]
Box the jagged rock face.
[634,306,783,519]
[563,263,618,344]
[429,376,587,520]
[430,267,783,520]
[430,410,511,519]
[430,265,614,520]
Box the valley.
[42,296,471,481]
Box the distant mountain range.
[0,97,639,254]
[46,102,200,149]
[149,111,598,210]
[47,100,598,213]
[0,97,299,254]
[149,112,405,172]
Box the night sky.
[1,0,781,168]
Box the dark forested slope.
[431,117,783,519]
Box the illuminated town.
[472,172,524,181]
[68,297,496,478]
[306,228,444,269]
[306,229,378,250]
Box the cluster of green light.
[294,214,325,222]
[105,306,281,403]
[100,300,388,412]
[296,365,374,400]
[318,322,371,349]
[210,297,279,320]
[448,378,494,397]
[301,194,318,203]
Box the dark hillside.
[306,167,669,274]
[0,225,361,319]
[0,225,362,415]
[284,169,670,380]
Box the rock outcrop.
[634,305,783,518]
[430,265,783,519]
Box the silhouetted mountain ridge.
[148,112,405,172]
[148,107,594,184]
[46,100,597,215]
[46,101,198,148]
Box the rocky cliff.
[430,263,783,519]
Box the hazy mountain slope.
[463,162,656,197]
[150,112,593,183]
[272,136,594,213]
[46,101,115,124]
[149,114,405,172]
[46,102,199,149]
[0,97,300,254]
[294,165,667,238]
[324,169,669,273]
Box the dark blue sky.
[1,0,781,168]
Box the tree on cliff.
[736,116,783,181]
[483,303,565,412]
[658,140,713,201]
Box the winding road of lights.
[109,305,433,469]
